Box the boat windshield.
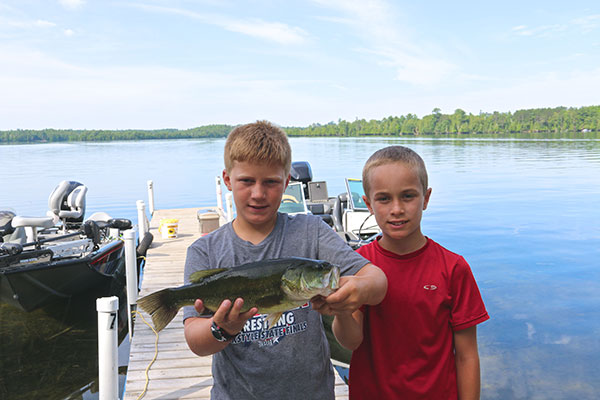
[279,182,308,215]
[345,178,368,211]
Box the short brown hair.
[362,145,428,196]
[224,121,292,175]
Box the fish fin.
[265,312,283,329]
[189,268,228,284]
[137,288,180,332]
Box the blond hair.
[362,145,428,196]
[224,121,292,175]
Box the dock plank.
[124,207,349,399]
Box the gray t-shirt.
[183,212,368,400]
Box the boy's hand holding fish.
[182,297,259,356]
[310,263,387,316]
[193,297,257,339]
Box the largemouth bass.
[137,257,340,332]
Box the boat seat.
[11,216,56,243]
[11,216,55,229]
[87,211,113,223]
[331,193,348,233]
[47,180,88,228]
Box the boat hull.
[0,240,125,312]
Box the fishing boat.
[284,161,380,248]
[0,180,149,313]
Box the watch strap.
[211,321,238,342]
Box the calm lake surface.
[1,135,599,399]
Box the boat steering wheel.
[281,194,299,204]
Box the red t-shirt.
[350,238,489,399]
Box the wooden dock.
[124,208,349,399]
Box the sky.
[1,0,599,130]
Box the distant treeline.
[0,125,232,143]
[285,105,600,137]
[2,106,599,143]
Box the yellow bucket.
[159,218,179,239]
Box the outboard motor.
[290,161,313,199]
[47,181,88,229]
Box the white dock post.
[215,176,223,211]
[225,192,234,222]
[136,200,148,237]
[123,229,137,339]
[97,296,119,400]
[147,180,155,216]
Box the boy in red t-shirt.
[333,145,489,400]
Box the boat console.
[286,162,380,247]
[289,161,334,226]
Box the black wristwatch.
[210,321,238,342]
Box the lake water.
[1,135,599,399]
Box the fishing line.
[131,309,159,400]
[358,214,378,239]
[357,214,370,238]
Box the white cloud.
[431,68,600,116]
[511,24,567,38]
[363,46,457,86]
[311,0,455,85]
[0,45,328,129]
[550,335,571,345]
[511,14,600,38]
[0,17,57,29]
[572,14,600,32]
[59,0,85,10]
[63,28,75,36]
[132,4,309,45]
[223,19,308,45]
[35,20,57,28]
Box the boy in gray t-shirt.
[183,121,387,399]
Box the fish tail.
[137,288,180,332]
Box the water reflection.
[1,135,599,399]
[0,267,130,399]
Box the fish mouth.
[281,263,341,300]
[328,266,340,291]
[307,265,340,297]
